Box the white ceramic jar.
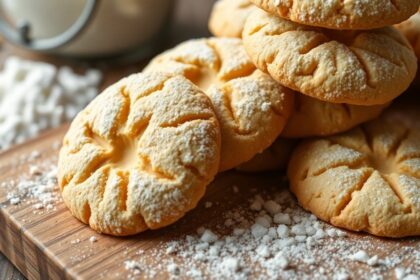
[0,0,173,57]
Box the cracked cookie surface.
[145,38,294,171]
[243,9,417,106]
[283,94,389,138]
[58,72,221,236]
[288,112,420,237]
[250,0,420,30]
[208,0,257,38]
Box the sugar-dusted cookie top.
[250,0,420,30]
[58,72,221,236]
[243,9,417,106]
[288,113,420,237]
[145,38,294,171]
[283,94,389,138]
[209,0,257,38]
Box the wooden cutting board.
[0,125,284,280]
[0,124,419,280]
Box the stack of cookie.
[57,0,419,238]
[208,0,420,238]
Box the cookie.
[208,0,257,38]
[58,72,221,236]
[288,114,420,237]
[236,137,295,172]
[283,94,389,138]
[145,38,294,171]
[250,0,420,30]
[243,9,417,106]
[395,10,420,59]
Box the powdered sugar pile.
[123,184,420,279]
[0,56,101,150]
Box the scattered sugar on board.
[123,187,420,279]
[1,146,62,213]
[0,56,101,150]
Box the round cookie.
[58,72,221,236]
[236,137,295,172]
[395,10,420,59]
[283,94,390,138]
[243,9,417,106]
[208,0,257,38]
[250,0,420,30]
[145,38,294,172]
[288,115,420,238]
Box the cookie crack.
[360,126,373,153]
[116,171,130,211]
[138,154,175,181]
[349,48,376,89]
[388,129,409,157]
[247,23,269,36]
[239,1,253,9]
[83,202,92,224]
[76,159,111,186]
[203,41,222,73]
[98,167,109,203]
[380,174,408,208]
[221,66,256,83]
[119,86,132,131]
[265,29,298,39]
[221,86,256,136]
[351,46,402,68]
[130,116,151,139]
[398,160,420,179]
[160,113,214,128]
[333,169,374,219]
[299,34,329,55]
[132,78,168,103]
[60,173,74,191]
[178,158,205,180]
[310,156,367,178]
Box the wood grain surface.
[0,254,24,280]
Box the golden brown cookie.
[145,38,294,171]
[288,115,420,238]
[243,9,417,106]
[236,137,295,172]
[283,94,390,138]
[58,72,221,236]
[250,0,420,30]
[208,0,257,38]
[395,10,420,59]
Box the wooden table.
[0,0,216,278]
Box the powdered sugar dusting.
[122,180,420,279]
[2,148,61,212]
